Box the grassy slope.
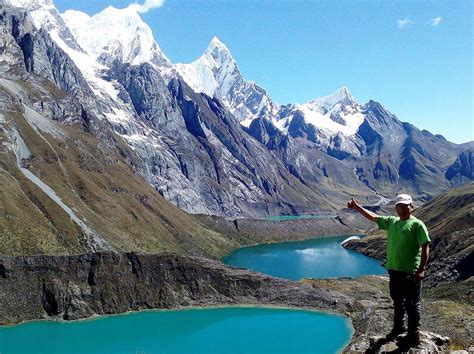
[0,80,238,258]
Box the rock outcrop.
[307,276,470,352]
[0,252,353,324]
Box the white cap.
[395,194,413,205]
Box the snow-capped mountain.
[2,0,471,221]
[176,37,235,98]
[61,6,171,69]
[176,38,367,140]
[296,87,364,135]
[5,0,83,52]
[14,0,172,104]
[273,87,365,137]
[176,37,279,127]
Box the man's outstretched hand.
[347,198,377,222]
[347,198,359,210]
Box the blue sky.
[55,0,473,143]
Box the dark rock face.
[10,13,33,70]
[0,253,353,324]
[1,6,99,131]
[446,150,473,185]
[327,133,352,160]
[246,116,285,149]
[109,61,328,217]
[356,119,382,154]
[288,112,314,141]
[113,62,175,127]
[36,28,94,99]
[18,32,34,72]
[6,10,89,96]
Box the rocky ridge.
[0,252,352,324]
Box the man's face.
[395,203,413,219]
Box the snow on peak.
[204,36,235,68]
[336,86,355,102]
[177,37,279,125]
[306,86,357,111]
[3,0,53,10]
[208,36,230,53]
[291,87,364,136]
[176,36,239,98]
[61,6,171,67]
[13,0,84,53]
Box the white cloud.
[428,17,442,27]
[397,18,414,29]
[126,0,165,13]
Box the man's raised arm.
[347,198,379,222]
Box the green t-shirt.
[376,215,430,274]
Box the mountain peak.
[177,36,278,124]
[307,86,357,110]
[330,86,356,105]
[176,37,239,97]
[208,36,228,50]
[204,36,234,64]
[338,86,353,100]
[61,6,171,68]
[293,86,364,136]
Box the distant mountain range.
[1,0,472,230]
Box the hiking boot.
[385,326,407,341]
[400,331,421,347]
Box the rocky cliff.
[0,252,353,324]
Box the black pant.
[388,269,422,334]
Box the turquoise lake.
[264,213,334,221]
[222,235,387,280]
[0,234,385,353]
[0,307,351,354]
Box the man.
[347,194,430,346]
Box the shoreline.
[193,211,373,259]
